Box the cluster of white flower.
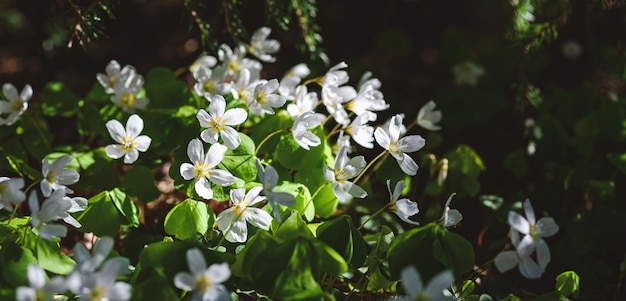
[2,154,86,242]
[16,237,132,300]
[494,199,559,279]
[97,60,149,113]
[0,83,32,126]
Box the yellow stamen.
[120,93,136,108]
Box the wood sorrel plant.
[0,27,578,301]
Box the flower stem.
[354,150,388,184]
[254,128,288,155]
[357,203,393,231]
[302,182,331,214]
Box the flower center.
[202,80,216,94]
[11,99,25,112]
[238,89,251,103]
[228,60,241,73]
[335,169,347,184]
[194,274,212,292]
[120,93,136,108]
[0,183,6,195]
[35,289,48,301]
[88,284,107,301]
[108,76,118,89]
[120,136,136,152]
[388,140,400,155]
[233,201,249,216]
[529,223,540,240]
[255,91,267,105]
[413,293,431,301]
[194,162,211,178]
[209,117,226,133]
[45,170,56,184]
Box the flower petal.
[187,138,205,164]
[400,266,423,298]
[223,108,248,125]
[425,270,453,298]
[209,95,226,117]
[508,211,530,235]
[536,217,559,238]
[195,177,213,199]
[518,255,544,279]
[206,143,227,168]
[397,154,418,176]
[374,128,390,149]
[523,199,536,225]
[134,135,151,152]
[494,250,518,273]
[180,163,196,180]
[125,114,144,138]
[105,145,126,159]
[106,120,126,143]
[536,239,551,268]
[221,126,241,149]
[208,169,237,187]
[206,262,231,284]
[123,149,139,164]
[186,248,207,276]
[244,207,273,230]
[397,135,426,153]
[174,272,195,291]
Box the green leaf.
[79,148,119,190]
[273,182,314,221]
[273,211,314,241]
[446,145,485,177]
[316,215,368,268]
[121,165,160,203]
[86,82,110,104]
[503,149,528,179]
[5,155,41,180]
[74,191,122,237]
[387,223,446,282]
[35,236,75,275]
[132,240,230,287]
[365,225,396,292]
[109,188,141,227]
[608,152,626,175]
[130,267,180,301]
[41,82,79,117]
[555,271,580,298]
[220,133,257,182]
[433,226,475,279]
[0,242,37,287]
[144,67,193,110]
[274,126,326,171]
[163,199,213,240]
[250,110,293,155]
[294,168,337,218]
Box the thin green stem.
[302,182,331,214]
[24,179,41,194]
[354,150,388,184]
[255,128,289,155]
[357,203,393,231]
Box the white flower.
[286,85,318,118]
[494,229,545,279]
[292,111,325,150]
[110,74,149,112]
[16,264,66,301]
[279,64,310,99]
[561,40,582,60]
[248,27,280,63]
[96,60,136,94]
[334,131,353,154]
[374,114,425,176]
[72,236,115,274]
[105,114,152,164]
[219,44,262,80]
[452,61,485,87]
[441,193,462,228]
[216,186,273,243]
[344,114,375,149]
[174,248,231,301]
[0,83,33,126]
[416,100,442,131]
[197,95,248,149]
[74,257,131,301]
[179,139,237,200]
[230,68,256,105]
[256,161,296,222]
[247,79,286,116]
[324,146,367,204]
[321,62,356,126]
[190,53,218,75]
[345,73,388,119]
[0,177,26,211]
[28,191,70,240]
[392,266,454,301]
[508,199,559,266]
[41,155,80,197]
[193,66,231,99]
[387,180,419,226]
